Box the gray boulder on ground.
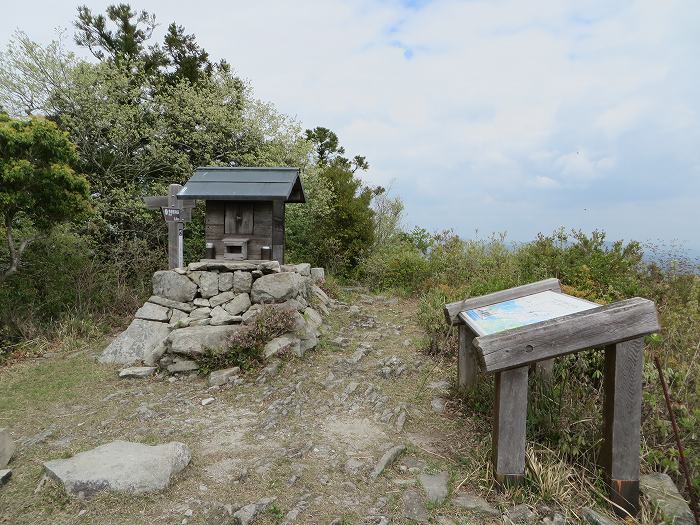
[418,471,449,503]
[0,468,11,487]
[370,445,406,479]
[167,325,239,356]
[582,508,618,525]
[251,272,306,303]
[505,504,537,524]
[452,494,500,517]
[134,302,170,322]
[0,428,15,469]
[99,319,170,365]
[152,271,197,302]
[43,440,191,497]
[641,473,694,525]
[233,496,275,525]
[403,488,429,523]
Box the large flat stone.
[99,319,170,365]
[251,272,307,304]
[419,471,449,503]
[223,293,251,316]
[152,271,197,302]
[134,302,170,322]
[148,295,194,313]
[0,428,15,469]
[641,473,694,525]
[188,261,258,272]
[167,325,240,356]
[43,440,190,497]
[264,334,302,358]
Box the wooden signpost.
[143,184,195,269]
[444,279,660,517]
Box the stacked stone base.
[99,261,331,374]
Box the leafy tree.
[302,127,382,271]
[0,113,90,281]
[74,3,226,84]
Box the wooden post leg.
[493,365,528,485]
[167,184,183,269]
[535,358,554,379]
[458,325,479,390]
[601,338,644,516]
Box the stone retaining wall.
[99,261,330,374]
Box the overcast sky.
[2,1,699,252]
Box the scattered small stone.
[201,397,215,406]
[396,410,407,431]
[345,457,365,476]
[581,507,618,525]
[505,503,537,524]
[370,445,406,479]
[431,397,447,413]
[640,473,694,525]
[403,488,428,523]
[233,496,275,525]
[428,380,450,391]
[167,359,199,374]
[452,494,500,517]
[208,367,240,387]
[22,427,55,448]
[118,366,156,379]
[0,428,15,469]
[542,513,566,525]
[418,470,449,503]
[0,469,11,487]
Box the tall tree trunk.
[1,214,34,283]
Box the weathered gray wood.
[493,365,528,485]
[143,196,168,209]
[167,184,183,269]
[458,324,480,390]
[601,337,643,516]
[443,278,561,326]
[272,200,285,263]
[535,359,554,379]
[474,298,659,373]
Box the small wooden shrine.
[177,167,305,264]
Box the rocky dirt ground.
[0,290,631,525]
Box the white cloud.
[2,0,699,248]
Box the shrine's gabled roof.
[177,167,305,202]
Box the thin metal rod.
[653,355,700,525]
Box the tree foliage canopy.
[0,113,90,281]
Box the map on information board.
[460,290,599,336]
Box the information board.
[460,290,599,336]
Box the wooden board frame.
[443,278,561,326]
[443,280,660,517]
